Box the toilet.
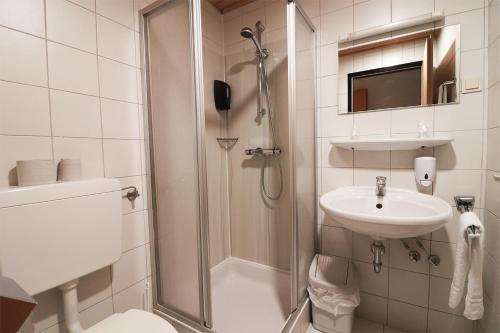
[0,179,177,333]
[85,309,176,333]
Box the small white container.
[16,160,57,186]
[57,159,82,182]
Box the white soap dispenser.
[414,157,436,187]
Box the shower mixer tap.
[244,147,282,156]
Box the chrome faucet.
[376,176,386,197]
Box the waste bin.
[308,254,360,333]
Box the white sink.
[319,186,452,240]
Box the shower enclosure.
[140,0,316,331]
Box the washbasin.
[319,186,452,239]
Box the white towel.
[448,211,484,320]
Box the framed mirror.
[338,24,460,114]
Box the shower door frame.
[286,0,317,312]
[139,0,213,330]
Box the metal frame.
[347,60,424,112]
[139,0,212,329]
[141,0,317,330]
[286,0,317,311]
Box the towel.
[448,211,484,320]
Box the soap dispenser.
[414,157,436,187]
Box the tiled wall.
[201,1,231,268]
[0,0,154,331]
[480,1,500,332]
[222,0,292,270]
[302,0,489,332]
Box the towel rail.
[454,196,481,236]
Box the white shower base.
[211,257,291,333]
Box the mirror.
[338,24,460,114]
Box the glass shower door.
[287,1,317,310]
[142,0,211,328]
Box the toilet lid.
[84,309,177,333]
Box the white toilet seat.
[84,309,177,333]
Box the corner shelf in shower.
[330,136,454,151]
[217,137,238,150]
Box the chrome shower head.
[240,27,266,57]
[240,27,254,39]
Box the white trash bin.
[308,254,360,333]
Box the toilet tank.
[0,178,122,296]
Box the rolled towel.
[448,212,484,320]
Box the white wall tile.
[487,127,500,171]
[96,0,134,28]
[389,269,429,307]
[434,169,483,206]
[79,297,113,328]
[46,0,97,53]
[101,99,140,139]
[112,245,147,293]
[435,130,484,170]
[353,111,391,136]
[321,167,353,193]
[103,139,142,177]
[52,137,104,178]
[69,0,95,11]
[321,6,353,45]
[355,292,387,324]
[77,267,112,312]
[0,0,45,37]
[429,276,465,315]
[98,57,138,103]
[47,42,99,95]
[321,225,353,258]
[122,211,146,252]
[389,239,429,274]
[0,135,53,187]
[0,81,50,136]
[391,0,434,22]
[435,0,484,16]
[353,168,390,186]
[428,310,473,333]
[97,15,136,66]
[320,43,339,76]
[50,89,101,138]
[319,107,354,137]
[353,261,388,296]
[388,300,428,333]
[391,107,434,134]
[434,92,484,131]
[354,150,390,169]
[353,0,390,32]
[319,75,338,107]
[113,280,146,313]
[0,27,47,86]
[320,0,353,15]
[485,172,500,219]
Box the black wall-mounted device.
[214,80,231,111]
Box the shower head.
[240,27,266,57]
[240,27,254,39]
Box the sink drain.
[376,203,383,209]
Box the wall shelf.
[331,136,454,151]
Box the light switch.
[463,78,481,93]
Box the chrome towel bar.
[454,196,481,236]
